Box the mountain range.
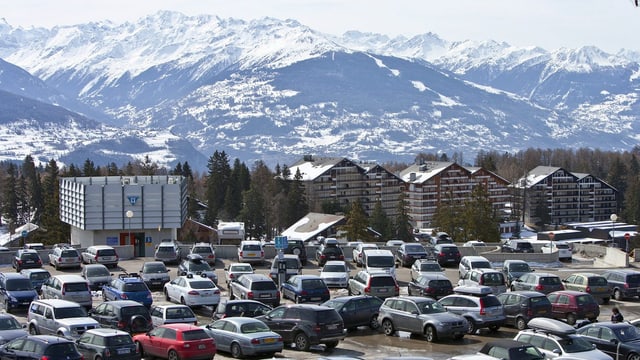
[0,11,638,171]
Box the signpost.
[548,232,554,258]
[274,236,288,287]
[21,230,27,247]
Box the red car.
[133,323,216,360]
[546,290,600,325]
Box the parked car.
[255,304,346,351]
[81,264,113,291]
[280,274,330,304]
[540,241,573,261]
[201,317,283,358]
[237,240,264,264]
[150,304,197,326]
[12,249,43,271]
[347,270,399,299]
[82,246,119,268]
[458,256,492,278]
[378,296,468,342]
[410,259,443,281]
[177,254,218,285]
[268,254,302,282]
[229,273,280,307]
[496,291,552,330]
[40,274,92,309]
[514,317,611,360]
[48,245,82,270]
[0,313,28,344]
[433,244,462,267]
[438,286,506,334]
[501,240,534,253]
[318,260,350,288]
[20,268,51,294]
[501,260,533,286]
[154,240,182,264]
[462,240,487,247]
[189,242,216,265]
[577,321,640,360]
[395,243,431,267]
[133,323,216,360]
[316,244,344,266]
[212,299,272,321]
[602,268,640,300]
[385,239,405,247]
[89,300,153,334]
[138,261,170,290]
[224,263,254,287]
[352,243,378,267]
[76,328,140,360]
[510,272,564,294]
[0,272,39,312]
[0,335,83,360]
[321,295,383,331]
[102,273,153,307]
[27,299,99,339]
[163,274,221,308]
[407,273,453,299]
[362,249,396,279]
[562,272,610,304]
[431,232,453,245]
[449,339,545,360]
[546,290,600,325]
[458,269,507,295]
[283,239,308,266]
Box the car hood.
[8,290,38,298]
[57,317,100,326]
[420,312,467,323]
[555,348,611,360]
[87,276,112,283]
[0,329,28,344]
[320,272,348,278]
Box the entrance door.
[133,233,145,257]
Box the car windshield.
[471,261,491,269]
[420,263,441,271]
[240,322,271,334]
[87,267,110,277]
[323,264,345,272]
[418,301,446,314]
[106,335,134,346]
[231,265,253,272]
[560,335,597,353]
[190,280,214,289]
[0,317,22,330]
[182,329,210,340]
[123,283,148,292]
[55,306,87,318]
[166,307,195,319]
[143,263,167,273]
[614,325,640,341]
[405,245,425,253]
[368,256,394,267]
[30,272,50,281]
[509,263,531,272]
[6,279,33,291]
[188,261,211,272]
[301,279,326,289]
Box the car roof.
[86,328,131,337]
[415,273,449,280]
[21,268,50,273]
[481,339,535,351]
[217,317,264,326]
[160,323,201,331]
[529,272,558,277]
[143,261,166,266]
[238,273,270,281]
[88,245,114,249]
[603,269,640,274]
[152,304,190,310]
[84,263,109,269]
[549,290,591,296]
[278,303,332,311]
[290,274,322,280]
[34,299,84,308]
[324,260,346,266]
[2,273,30,279]
[52,274,86,282]
[501,290,547,297]
[568,272,602,277]
[103,300,148,308]
[25,335,74,344]
[395,296,437,304]
[462,256,490,261]
[503,259,528,264]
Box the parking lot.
[2,254,640,360]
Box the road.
[3,256,640,360]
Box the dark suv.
[0,335,83,360]
[316,245,344,266]
[89,300,153,334]
[501,240,534,253]
[322,295,383,331]
[496,291,552,330]
[602,268,640,300]
[284,240,308,266]
[76,328,139,360]
[256,304,346,351]
[12,249,43,271]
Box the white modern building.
[59,175,188,257]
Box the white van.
[362,249,396,279]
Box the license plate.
[327,324,338,330]
[264,338,276,343]
[117,348,130,355]
[198,344,206,349]
[311,297,321,301]
[538,310,547,314]
[246,253,255,257]
[152,281,161,285]
[25,260,34,264]
[378,288,388,293]
[260,294,271,298]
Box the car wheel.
[453,334,465,340]
[425,325,437,342]
[168,349,180,360]
[325,340,339,349]
[516,317,527,330]
[230,343,242,358]
[369,314,380,330]
[54,262,59,271]
[294,332,310,351]
[95,356,102,360]
[566,313,577,325]
[295,295,301,304]
[466,318,477,334]
[614,289,623,301]
[4,300,10,312]
[292,247,301,256]
[627,352,640,360]
[180,297,186,305]
[488,325,500,332]
[131,315,147,333]
[102,292,108,302]
[407,286,412,296]
[382,319,395,336]
[602,297,610,305]
[134,341,145,357]
[28,325,39,335]
[347,287,352,296]
[164,290,170,301]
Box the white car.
[352,243,379,266]
[149,304,198,326]
[163,274,221,307]
[540,241,572,261]
[319,260,350,288]
[224,263,254,286]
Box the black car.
[0,335,83,360]
[284,240,308,266]
[602,268,640,300]
[89,300,153,334]
[577,321,640,360]
[256,304,346,351]
[76,328,139,360]
[407,273,453,299]
[212,299,272,321]
[395,243,430,267]
[321,295,383,331]
[433,244,461,267]
[496,291,552,330]
[501,240,534,253]
[316,246,344,267]
[12,249,43,272]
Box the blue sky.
[3,0,639,53]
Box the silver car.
[201,317,283,358]
[139,261,171,290]
[48,246,82,270]
[347,271,399,299]
[149,304,197,326]
[81,264,112,291]
[377,296,467,342]
[438,286,506,334]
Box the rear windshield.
[231,264,253,272]
[509,263,531,272]
[167,307,195,319]
[6,278,34,291]
[471,261,492,269]
[193,247,213,254]
[188,262,211,272]
[517,242,533,249]
[628,274,640,285]
[30,272,51,281]
[241,322,270,333]
[420,263,441,271]
[587,277,607,286]
[313,310,342,323]
[367,256,394,268]
[301,279,326,289]
[64,282,88,292]
[251,281,277,291]
[87,267,110,277]
[123,283,148,292]
[429,280,452,288]
[21,253,40,261]
[0,317,22,330]
[243,245,261,251]
[370,276,396,287]
[405,245,425,252]
[97,249,116,256]
[540,277,561,285]
[61,250,79,257]
[323,264,346,272]
[156,247,176,253]
[106,335,134,346]
[182,329,210,341]
[44,343,78,356]
[529,296,551,307]
[576,295,597,305]
[482,273,504,286]
[323,247,343,255]
[439,246,458,253]
[190,281,214,290]
[480,296,502,308]
[278,258,299,269]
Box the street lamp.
[126,210,134,246]
[611,214,618,247]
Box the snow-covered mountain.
[0,11,638,170]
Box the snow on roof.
[281,212,344,242]
[399,162,453,184]
[0,222,39,247]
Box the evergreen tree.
[432,189,465,241]
[140,155,158,175]
[2,163,19,233]
[369,200,392,240]
[607,157,627,212]
[224,159,246,220]
[83,159,99,176]
[239,186,266,240]
[22,155,43,223]
[394,193,413,242]
[623,176,640,224]
[462,184,500,242]
[342,199,369,242]
[285,168,308,227]
[41,159,68,243]
[204,151,231,225]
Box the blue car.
[0,273,39,312]
[20,268,51,294]
[102,273,153,307]
[280,275,330,303]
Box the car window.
[251,281,276,291]
[64,282,88,292]
[123,283,148,292]
[182,329,209,340]
[576,295,596,305]
[540,277,561,285]
[588,277,607,286]
[87,267,111,276]
[241,321,270,333]
[55,306,87,318]
[44,343,77,356]
[558,336,595,353]
[143,263,167,273]
[121,306,150,320]
[370,276,395,287]
[481,296,501,307]
[189,280,214,289]
[167,307,195,319]
[301,279,326,289]
[243,245,262,251]
[97,249,116,256]
[482,273,504,286]
[6,279,33,291]
[509,263,531,272]
[106,335,133,346]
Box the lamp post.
[611,214,618,247]
[126,210,134,246]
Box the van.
[237,240,264,264]
[40,274,92,309]
[81,245,119,268]
[362,249,396,279]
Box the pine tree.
[462,184,500,242]
[285,168,308,227]
[204,151,231,225]
[394,193,413,242]
[41,159,68,243]
[369,200,392,240]
[342,199,370,242]
[22,155,43,223]
[2,163,19,234]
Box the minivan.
[362,249,396,279]
[237,240,264,264]
[40,274,92,309]
[82,246,119,268]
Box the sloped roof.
[281,212,345,242]
[286,157,346,181]
[398,162,454,184]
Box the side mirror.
[609,339,618,345]
[552,349,562,355]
